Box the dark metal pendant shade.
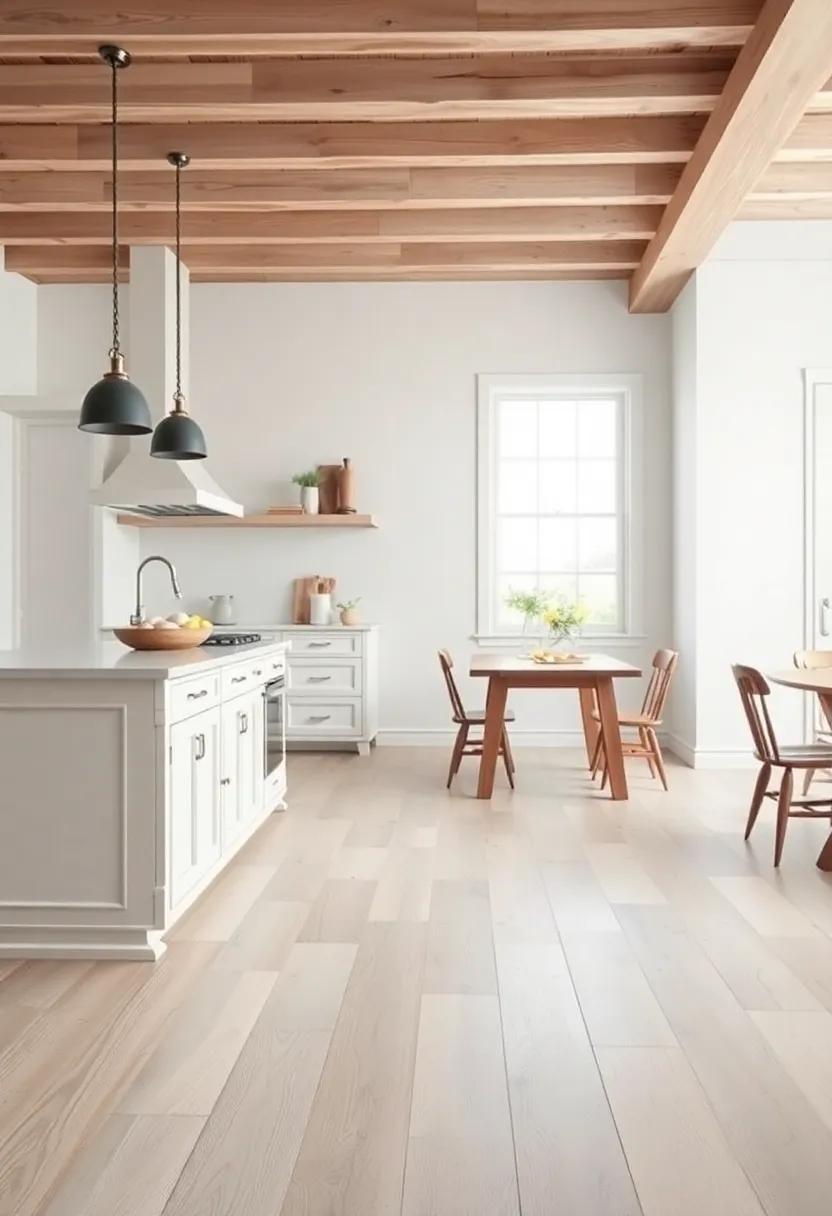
[151,150,208,460]
[150,406,207,460]
[80,353,151,435]
[79,45,151,436]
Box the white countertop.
[0,638,288,681]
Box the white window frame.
[475,373,644,644]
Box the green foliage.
[292,470,320,488]
[337,598,362,611]
[504,587,550,620]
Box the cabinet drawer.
[286,697,361,736]
[221,661,256,699]
[286,632,360,657]
[169,671,221,722]
[288,660,361,696]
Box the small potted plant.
[337,597,362,626]
[292,470,320,515]
[505,587,551,636]
[542,598,589,649]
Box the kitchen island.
[0,639,288,960]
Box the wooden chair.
[590,648,678,790]
[732,663,832,866]
[438,649,516,790]
[793,649,832,793]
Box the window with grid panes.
[477,377,637,637]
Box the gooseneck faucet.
[131,555,183,625]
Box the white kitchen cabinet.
[220,688,263,847]
[277,626,378,754]
[169,705,222,907]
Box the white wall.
[670,277,698,758]
[138,279,671,739]
[671,221,832,762]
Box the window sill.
[470,633,647,649]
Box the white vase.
[309,593,331,626]
[301,486,319,515]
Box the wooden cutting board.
[317,464,341,516]
[292,575,336,625]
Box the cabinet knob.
[220,777,231,786]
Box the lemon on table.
[183,618,203,630]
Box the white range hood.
[91,447,243,517]
[90,246,243,518]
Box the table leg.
[579,686,600,767]
[595,677,628,801]
[476,676,508,799]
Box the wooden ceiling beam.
[24,268,629,284]
[0,165,681,211]
[0,204,661,245]
[4,239,644,278]
[0,116,709,172]
[775,112,832,160]
[751,161,832,198]
[0,2,761,58]
[0,55,738,123]
[630,0,832,313]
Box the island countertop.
[0,637,288,680]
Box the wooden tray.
[113,626,213,651]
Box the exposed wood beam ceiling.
[1,1,831,305]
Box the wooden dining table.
[768,666,832,870]
[469,652,642,800]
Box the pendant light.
[79,46,151,436]
[150,152,207,460]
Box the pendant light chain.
[110,53,120,359]
[175,157,182,403]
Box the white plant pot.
[301,486,319,515]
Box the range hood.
[88,248,244,518]
[91,447,244,517]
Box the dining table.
[469,652,642,800]
[768,665,832,870]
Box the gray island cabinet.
[0,639,288,960]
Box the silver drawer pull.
[307,641,332,648]
[231,675,247,684]
[194,733,206,761]
[308,714,331,723]
[239,712,249,735]
[307,675,332,683]
[187,689,208,701]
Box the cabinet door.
[221,691,256,846]
[169,706,221,908]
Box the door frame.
[802,368,832,739]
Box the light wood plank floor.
[3,748,832,1216]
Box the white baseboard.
[665,734,756,769]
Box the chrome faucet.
[131,555,183,625]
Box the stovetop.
[202,632,262,647]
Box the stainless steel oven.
[264,671,286,797]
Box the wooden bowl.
[113,626,213,651]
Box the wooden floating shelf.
[116,512,377,529]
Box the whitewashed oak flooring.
[2,748,832,1216]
